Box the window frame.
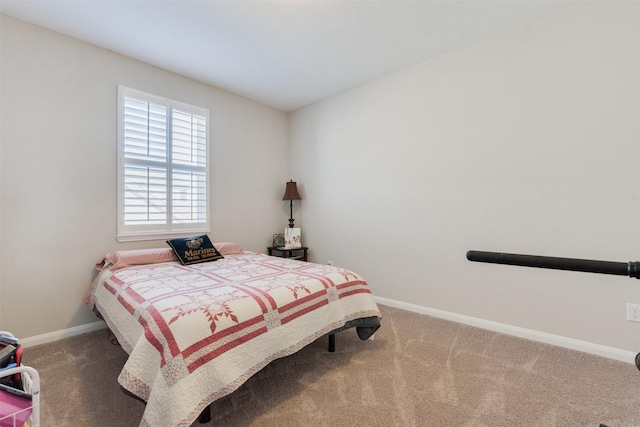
[116,85,210,242]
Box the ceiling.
[0,0,571,112]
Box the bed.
[84,241,381,427]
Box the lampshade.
[282,180,301,201]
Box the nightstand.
[267,246,308,261]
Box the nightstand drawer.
[267,246,308,261]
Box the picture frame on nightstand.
[284,228,301,249]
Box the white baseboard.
[19,321,107,348]
[374,296,637,365]
[16,299,638,365]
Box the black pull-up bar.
[466,250,640,279]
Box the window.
[117,86,209,242]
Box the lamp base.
[288,199,295,228]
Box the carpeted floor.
[22,304,640,426]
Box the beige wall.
[2,2,639,356]
[290,2,640,352]
[0,15,290,337]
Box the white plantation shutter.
[171,109,207,224]
[117,86,210,241]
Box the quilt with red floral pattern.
[88,251,381,427]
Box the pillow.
[167,234,224,265]
[213,241,243,255]
[99,247,178,271]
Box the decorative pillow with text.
[166,234,224,265]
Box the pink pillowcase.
[97,242,244,271]
[213,241,244,255]
[98,248,177,271]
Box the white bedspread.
[88,252,380,426]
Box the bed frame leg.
[199,405,211,423]
[328,334,335,352]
